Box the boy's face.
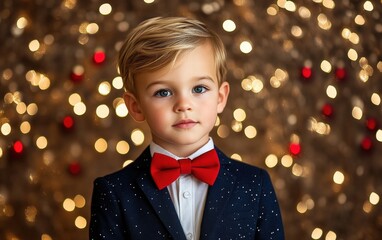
[124,42,229,156]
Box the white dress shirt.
[150,138,215,240]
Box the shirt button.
[186,233,193,240]
[183,191,192,199]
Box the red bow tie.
[150,149,220,190]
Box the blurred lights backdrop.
[0,0,382,239]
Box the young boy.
[89,17,284,239]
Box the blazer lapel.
[200,148,237,237]
[136,148,187,240]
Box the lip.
[172,119,198,129]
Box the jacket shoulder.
[216,147,267,175]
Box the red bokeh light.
[13,140,24,154]
[289,143,301,156]
[68,162,81,176]
[365,117,378,131]
[301,67,312,79]
[335,67,346,81]
[360,136,373,151]
[63,116,74,129]
[322,103,334,117]
[93,50,106,64]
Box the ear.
[217,81,230,113]
[123,92,146,122]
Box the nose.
[173,94,192,112]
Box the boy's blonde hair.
[118,17,227,94]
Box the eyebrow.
[145,80,168,90]
[198,75,215,82]
[145,76,215,90]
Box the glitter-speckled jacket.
[89,147,285,239]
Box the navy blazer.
[89,147,284,239]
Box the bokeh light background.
[1,0,382,239]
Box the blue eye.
[193,85,207,94]
[154,89,172,97]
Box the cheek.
[144,105,169,126]
[199,100,219,117]
[198,95,220,110]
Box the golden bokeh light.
[363,1,374,11]
[63,198,75,212]
[222,19,236,32]
[112,76,124,89]
[96,104,110,119]
[376,130,382,142]
[233,108,246,122]
[73,102,86,115]
[333,171,345,185]
[369,192,380,205]
[116,140,130,154]
[16,102,27,114]
[298,6,311,18]
[36,136,48,149]
[325,230,337,240]
[16,17,28,29]
[94,138,108,153]
[98,81,111,96]
[326,85,337,99]
[347,48,358,61]
[1,123,11,136]
[231,120,243,132]
[267,4,278,16]
[317,13,331,30]
[27,103,38,116]
[230,153,242,161]
[131,129,145,146]
[251,77,264,93]
[284,1,296,12]
[217,124,229,138]
[322,0,335,9]
[239,41,252,54]
[123,160,134,168]
[265,154,278,168]
[292,163,303,177]
[74,195,86,208]
[74,216,87,229]
[29,39,40,52]
[320,60,332,73]
[281,155,293,168]
[99,3,112,15]
[68,93,82,106]
[115,99,128,117]
[25,206,38,223]
[41,233,53,240]
[311,228,323,239]
[291,25,303,38]
[244,125,257,139]
[351,106,363,120]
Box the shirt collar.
[149,138,214,160]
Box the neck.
[151,138,213,158]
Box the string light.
[1,1,381,239]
